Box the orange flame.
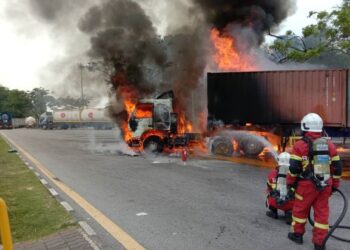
[177,112,193,134]
[210,28,255,71]
[135,110,152,118]
[135,104,153,119]
[116,85,138,142]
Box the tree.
[0,86,32,117]
[269,0,350,63]
[0,86,9,111]
[29,88,55,120]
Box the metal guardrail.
[0,198,13,250]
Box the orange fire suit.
[287,132,342,246]
[266,169,294,212]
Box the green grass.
[0,136,76,242]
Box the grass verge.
[0,136,76,242]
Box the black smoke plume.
[79,0,167,93]
[193,0,295,42]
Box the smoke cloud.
[10,0,108,99]
[193,0,295,41]
[79,0,170,95]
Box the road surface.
[1,129,349,250]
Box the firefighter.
[287,113,342,250]
[266,152,294,224]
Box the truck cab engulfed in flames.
[126,92,199,153]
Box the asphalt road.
[1,129,350,250]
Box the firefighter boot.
[288,232,303,244]
[285,211,292,225]
[314,245,326,250]
[266,207,278,219]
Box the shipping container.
[207,69,349,127]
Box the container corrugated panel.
[207,69,348,127]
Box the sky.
[0,0,344,92]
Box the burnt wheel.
[239,136,264,157]
[211,136,234,156]
[143,136,164,154]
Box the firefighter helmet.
[278,152,290,167]
[301,113,323,132]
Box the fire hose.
[308,188,350,248]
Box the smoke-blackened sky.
[193,0,296,45]
[78,0,168,94]
[194,0,295,30]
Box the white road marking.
[60,201,74,212]
[40,179,48,185]
[34,172,40,177]
[80,229,101,250]
[79,221,97,236]
[49,188,58,196]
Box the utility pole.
[78,62,96,108]
[80,65,84,108]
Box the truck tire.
[211,136,233,156]
[239,136,264,157]
[143,136,164,154]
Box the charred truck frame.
[127,91,200,152]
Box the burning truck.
[126,91,201,153]
[77,0,350,162]
[124,68,350,162]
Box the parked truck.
[12,118,26,128]
[39,108,115,130]
[126,69,350,157]
[0,112,13,129]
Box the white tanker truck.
[39,108,114,130]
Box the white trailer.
[39,108,115,129]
